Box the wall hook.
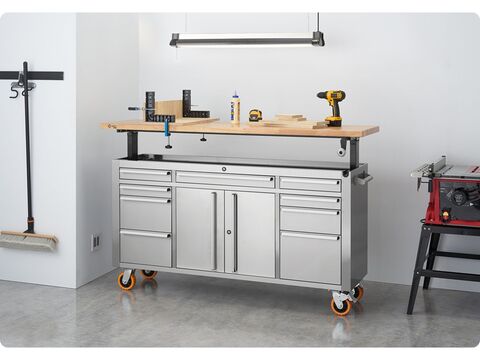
[9,85,19,99]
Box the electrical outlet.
[91,234,100,252]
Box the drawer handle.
[282,232,340,241]
[120,196,171,204]
[281,178,340,186]
[120,230,171,238]
[281,195,340,203]
[178,172,274,183]
[281,207,340,216]
[120,185,171,192]
[120,169,171,176]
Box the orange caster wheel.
[141,270,158,279]
[330,298,352,316]
[352,286,364,302]
[117,272,136,291]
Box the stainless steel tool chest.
[112,156,371,315]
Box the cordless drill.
[317,90,346,127]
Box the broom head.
[0,231,57,252]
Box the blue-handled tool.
[165,119,172,149]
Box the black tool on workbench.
[128,91,157,122]
[317,90,346,127]
[182,90,210,118]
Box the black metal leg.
[127,131,138,160]
[407,226,432,315]
[423,233,440,289]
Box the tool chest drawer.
[120,168,172,182]
[280,206,341,234]
[280,231,341,284]
[120,230,171,267]
[279,177,341,192]
[120,196,171,232]
[280,194,341,210]
[119,184,171,198]
[176,171,275,188]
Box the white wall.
[0,13,77,288]
[138,13,480,292]
[75,14,139,286]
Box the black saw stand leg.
[407,225,431,315]
[127,131,138,160]
[423,233,440,289]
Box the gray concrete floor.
[0,270,478,347]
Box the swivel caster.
[141,270,158,280]
[330,291,353,316]
[351,285,364,302]
[330,298,352,316]
[117,270,136,291]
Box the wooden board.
[101,120,379,138]
[103,117,219,131]
[248,120,327,129]
[155,100,183,118]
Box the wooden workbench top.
[101,119,379,138]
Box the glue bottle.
[231,91,240,125]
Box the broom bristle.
[0,231,57,252]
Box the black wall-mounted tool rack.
[0,71,64,81]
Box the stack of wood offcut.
[248,114,327,129]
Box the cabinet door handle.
[120,169,171,176]
[120,196,171,204]
[281,207,340,216]
[233,193,238,273]
[211,192,217,271]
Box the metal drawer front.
[280,177,341,192]
[280,207,341,234]
[176,171,275,188]
[280,194,341,210]
[280,231,340,284]
[120,230,171,267]
[120,184,171,198]
[120,196,171,232]
[120,168,172,182]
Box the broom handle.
[23,61,34,233]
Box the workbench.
[102,119,379,316]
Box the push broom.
[0,62,57,251]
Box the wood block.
[274,116,306,122]
[155,100,183,118]
[276,114,304,119]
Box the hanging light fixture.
[170,13,324,48]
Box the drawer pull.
[120,185,171,192]
[282,232,340,241]
[120,196,171,204]
[281,195,340,203]
[120,230,171,238]
[281,207,340,216]
[178,172,273,183]
[282,178,340,185]
[120,169,171,176]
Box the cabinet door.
[176,188,224,272]
[225,191,275,278]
